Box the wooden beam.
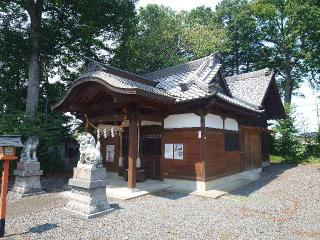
[212,101,260,118]
[139,113,163,122]
[127,107,138,189]
[69,101,125,114]
[90,114,125,124]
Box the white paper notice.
[174,144,183,160]
[106,144,115,162]
[164,144,173,159]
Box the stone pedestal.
[65,164,113,219]
[12,161,44,198]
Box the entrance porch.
[101,124,162,181]
[106,176,170,200]
[52,62,173,190]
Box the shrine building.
[53,53,285,192]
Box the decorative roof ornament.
[179,54,217,92]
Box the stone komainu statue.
[20,136,39,162]
[77,132,101,167]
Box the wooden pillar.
[118,129,123,167]
[118,129,124,176]
[136,120,141,168]
[0,160,9,237]
[200,114,206,180]
[128,110,138,189]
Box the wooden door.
[122,126,162,179]
[241,127,262,170]
[140,129,162,179]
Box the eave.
[52,75,174,113]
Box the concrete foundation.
[164,168,262,194]
[65,164,113,219]
[12,161,44,198]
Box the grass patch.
[270,155,320,164]
[270,155,285,163]
[302,156,320,164]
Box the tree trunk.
[25,0,43,119]
[283,48,293,105]
[284,74,293,105]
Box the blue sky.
[137,0,319,133]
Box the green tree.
[180,6,225,59]
[288,0,320,89]
[214,0,269,75]
[0,0,136,116]
[0,1,137,167]
[112,4,225,74]
[112,4,185,74]
[252,0,319,104]
[272,104,304,161]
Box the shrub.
[0,110,72,173]
[271,104,305,162]
[303,156,320,164]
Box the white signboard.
[174,144,183,160]
[164,144,173,159]
[106,144,115,163]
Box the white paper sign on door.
[106,144,115,162]
[164,144,173,159]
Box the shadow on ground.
[150,191,189,200]
[29,223,59,234]
[230,163,297,197]
[150,164,298,200]
[109,203,122,210]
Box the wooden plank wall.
[162,129,203,180]
[99,125,263,179]
[205,129,241,179]
[100,135,120,172]
[162,127,262,181]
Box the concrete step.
[214,178,252,192]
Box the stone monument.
[12,136,44,198]
[65,132,113,219]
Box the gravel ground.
[5,164,320,240]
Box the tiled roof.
[225,69,273,107]
[142,54,265,113]
[56,54,276,114]
[143,54,219,82]
[79,70,171,98]
[146,54,222,101]
[215,92,263,113]
[0,135,23,147]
